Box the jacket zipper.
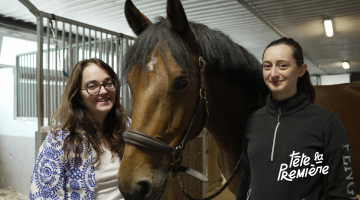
[246,189,251,200]
[270,106,281,162]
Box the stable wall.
[320,74,350,85]
[0,67,37,195]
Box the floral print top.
[29,117,131,200]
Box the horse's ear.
[166,0,191,37]
[124,0,152,36]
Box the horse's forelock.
[122,17,195,82]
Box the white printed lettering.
[347,182,355,195]
[278,164,288,181]
[297,168,306,178]
[343,155,351,165]
[277,151,329,181]
[289,151,300,168]
[322,166,329,175]
[289,170,296,179]
[345,168,353,180]
[342,144,350,152]
[308,167,316,176]
[303,155,310,166]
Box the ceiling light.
[342,61,350,69]
[324,19,333,37]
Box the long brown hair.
[263,37,315,103]
[51,58,127,166]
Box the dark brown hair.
[51,58,127,166]
[263,37,315,103]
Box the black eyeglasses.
[81,78,116,96]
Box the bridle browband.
[123,50,242,200]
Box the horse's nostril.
[135,180,151,198]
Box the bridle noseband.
[123,56,209,182]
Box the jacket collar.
[266,91,309,116]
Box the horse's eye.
[174,77,189,90]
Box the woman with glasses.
[30,58,131,199]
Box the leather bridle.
[123,53,242,200]
[123,56,209,181]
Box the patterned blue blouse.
[29,117,131,200]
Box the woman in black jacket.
[236,38,357,200]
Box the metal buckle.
[199,56,206,69]
[170,146,184,178]
[199,88,209,116]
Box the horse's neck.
[204,69,261,156]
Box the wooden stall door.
[206,133,222,192]
[161,136,205,200]
[160,130,222,200]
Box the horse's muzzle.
[119,178,152,200]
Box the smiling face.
[80,63,116,122]
[262,44,307,101]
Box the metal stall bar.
[31,54,35,117]
[27,55,29,117]
[100,32,102,60]
[51,47,55,116]
[88,29,91,59]
[17,56,20,117]
[19,56,23,117]
[36,12,44,130]
[111,35,114,71]
[69,24,73,71]
[29,54,32,117]
[119,37,123,78]
[22,56,25,117]
[126,39,132,115]
[30,54,34,117]
[23,56,26,117]
[47,18,51,125]
[82,27,85,60]
[32,54,36,117]
[26,55,30,117]
[106,34,109,63]
[94,31,97,58]
[76,25,79,63]
[116,36,120,77]
[62,22,65,89]
[14,56,19,118]
[121,38,129,113]
[21,56,24,117]
[55,20,58,109]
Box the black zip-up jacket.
[236,92,357,200]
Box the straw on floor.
[0,177,27,200]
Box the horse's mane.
[122,17,267,94]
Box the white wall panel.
[320,74,350,85]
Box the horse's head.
[118,0,207,199]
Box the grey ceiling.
[0,0,359,75]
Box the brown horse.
[117,0,360,199]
